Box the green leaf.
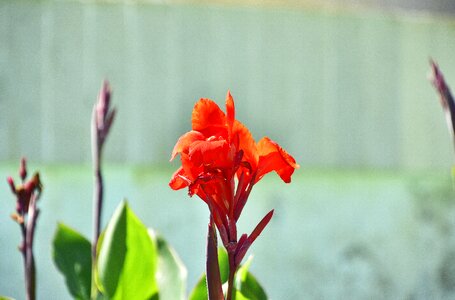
[149,229,187,300]
[0,296,15,300]
[52,223,92,300]
[235,256,267,300]
[234,291,249,300]
[188,274,208,300]
[218,247,229,283]
[96,201,158,299]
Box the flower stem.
[226,253,237,300]
[90,115,103,299]
[92,150,103,260]
[91,153,103,298]
[24,194,39,300]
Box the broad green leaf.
[234,291,249,300]
[0,296,15,300]
[188,274,208,300]
[96,201,158,299]
[235,256,267,300]
[149,229,187,300]
[218,247,229,283]
[52,223,92,300]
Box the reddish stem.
[226,252,238,300]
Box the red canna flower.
[170,91,299,268]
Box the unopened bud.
[19,157,27,180]
[7,176,16,194]
[96,80,112,131]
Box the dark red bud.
[19,157,27,180]
[7,176,16,194]
[96,80,112,131]
[235,240,251,266]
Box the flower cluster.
[7,158,42,300]
[7,158,42,223]
[170,91,299,267]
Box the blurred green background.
[2,0,455,299]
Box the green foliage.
[52,202,266,300]
[189,248,268,300]
[52,223,92,300]
[188,274,208,300]
[96,201,158,300]
[0,296,15,300]
[151,229,187,300]
[235,257,267,300]
[218,247,229,283]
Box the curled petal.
[192,99,227,136]
[170,130,205,161]
[256,137,299,183]
[169,167,190,190]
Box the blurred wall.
[2,1,455,168]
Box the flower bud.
[96,80,111,132]
[19,157,27,181]
[7,176,16,194]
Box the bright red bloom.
[170,91,299,265]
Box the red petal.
[189,138,231,168]
[256,137,299,183]
[232,120,258,169]
[169,167,190,190]
[170,130,205,161]
[226,91,235,138]
[192,99,227,137]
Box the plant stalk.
[90,108,104,299]
[24,194,39,300]
[226,253,237,300]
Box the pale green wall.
[2,1,455,168]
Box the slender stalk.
[90,108,103,299]
[226,253,237,300]
[24,193,40,300]
[8,161,41,300]
[90,81,114,299]
[92,144,103,261]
